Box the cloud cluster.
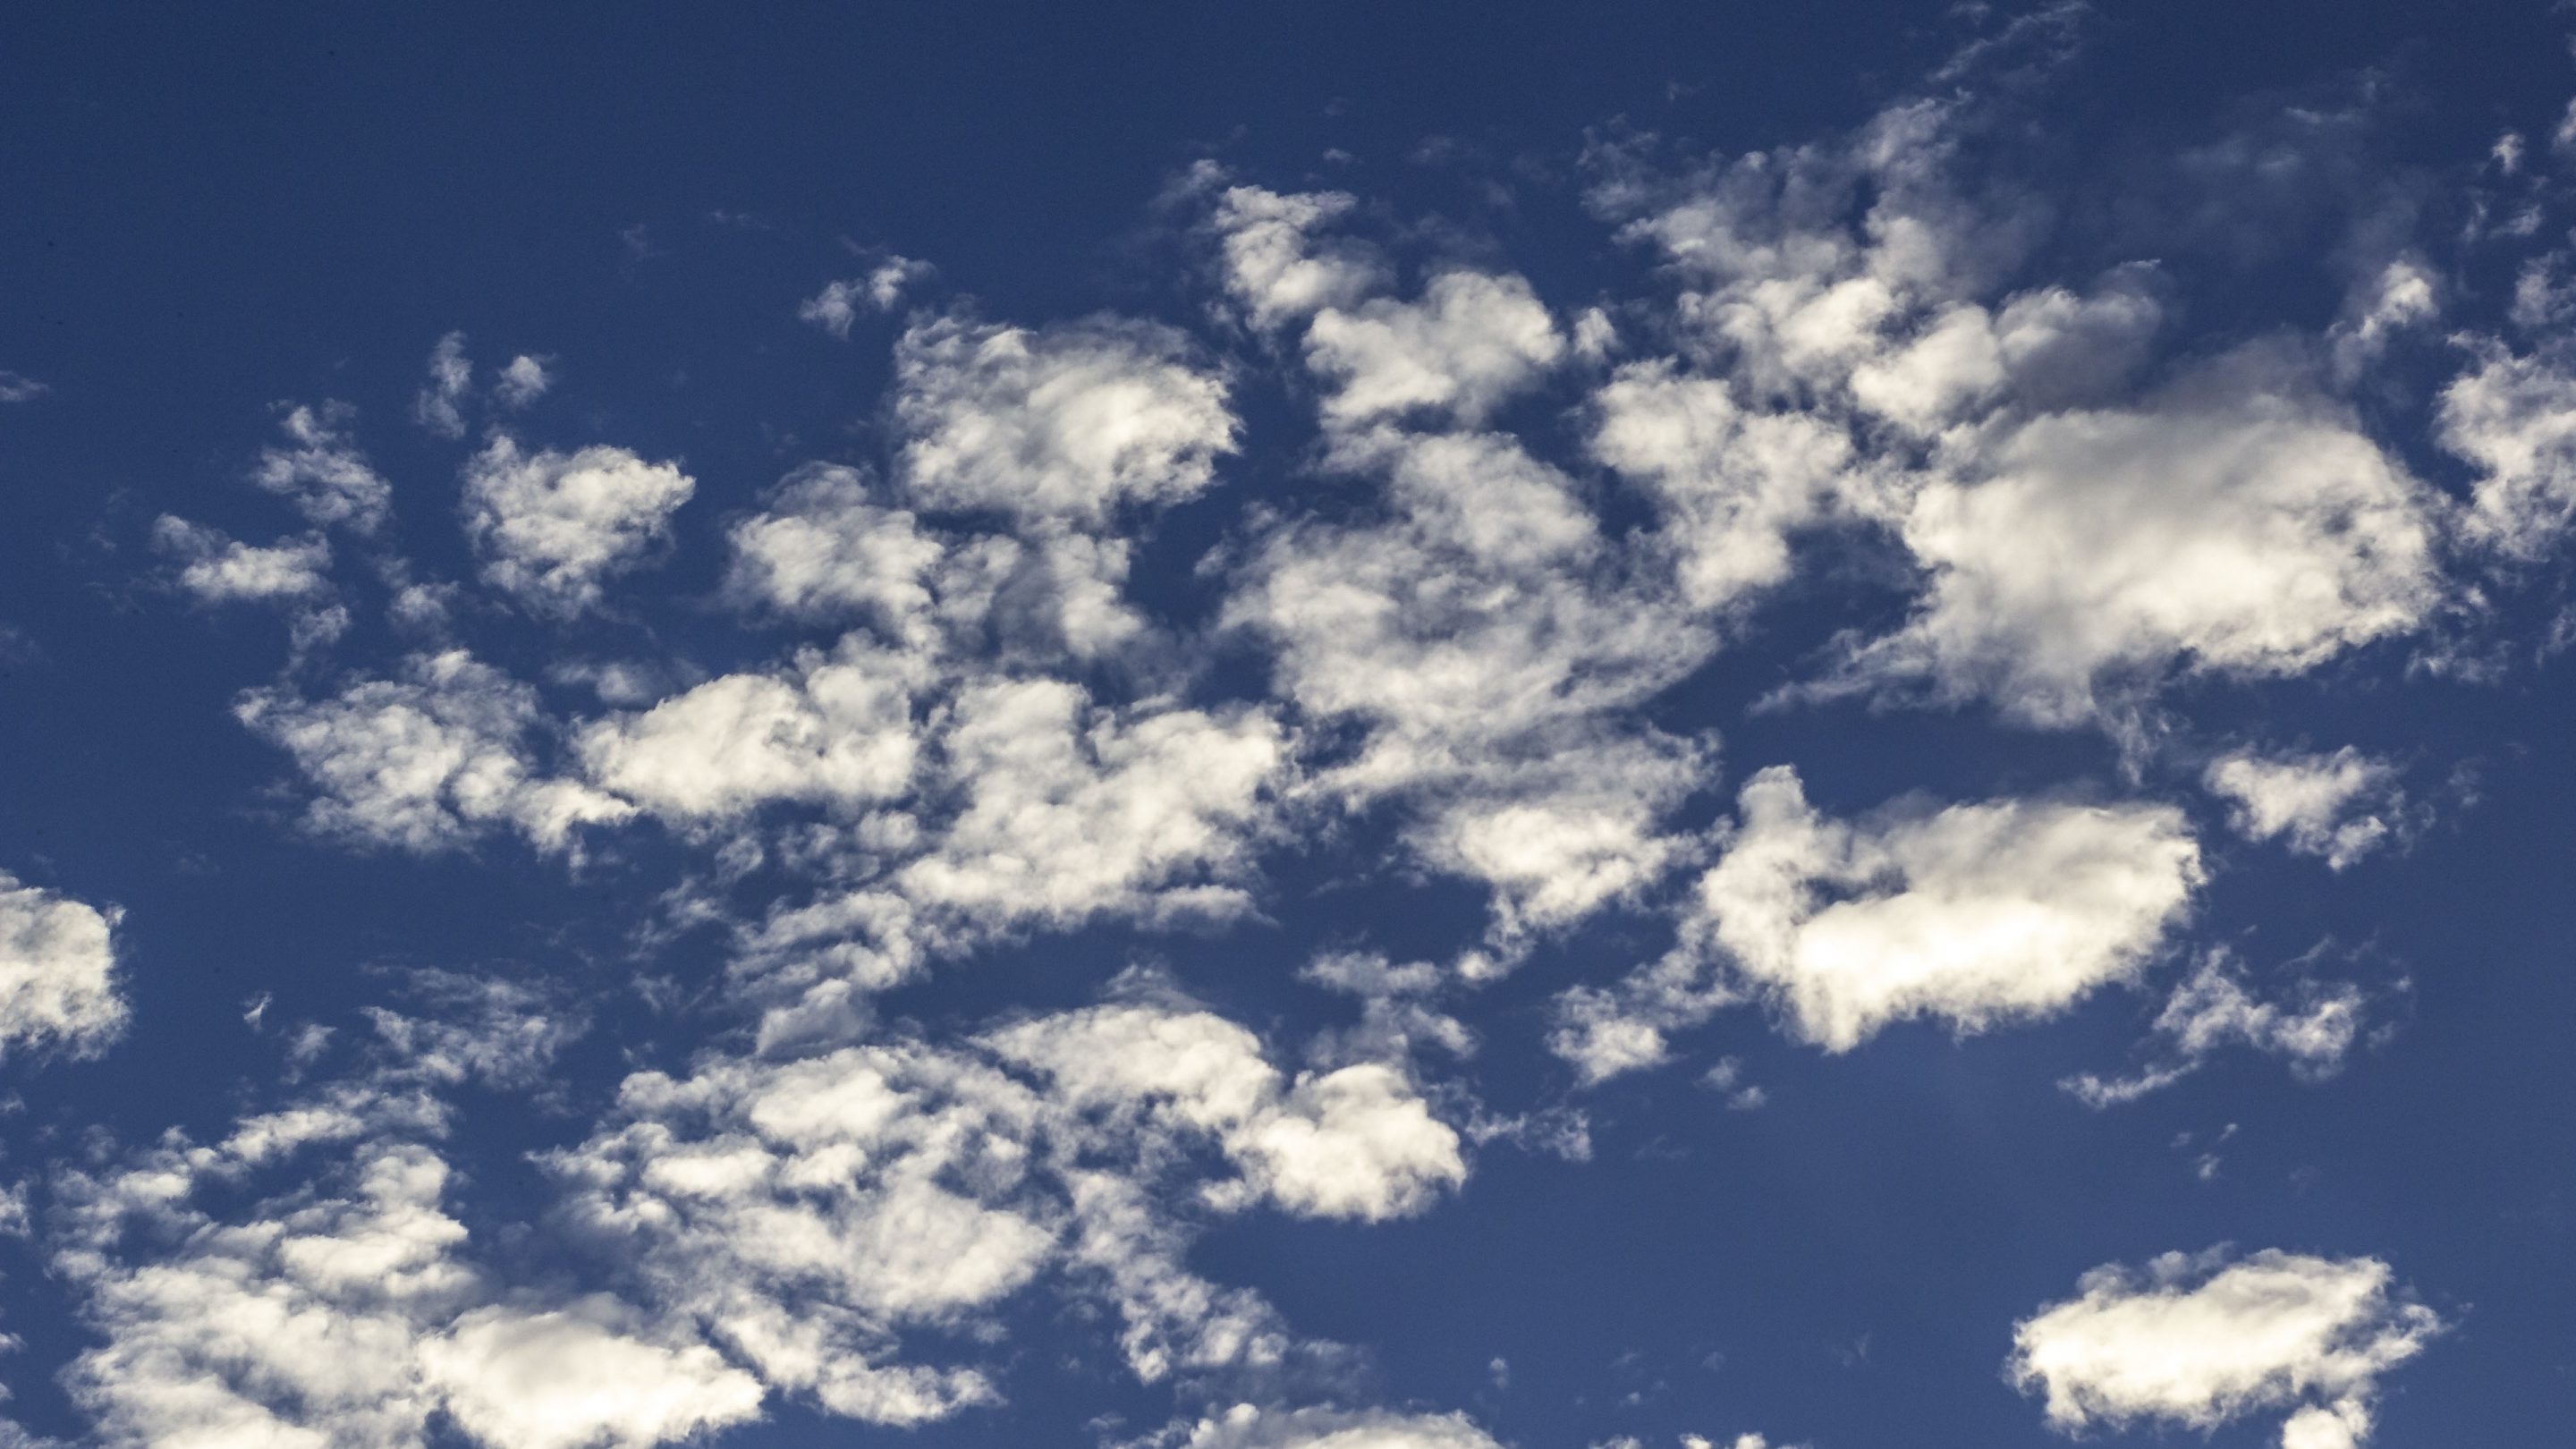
[78,22,2555,1448]
[53,992,765,1449]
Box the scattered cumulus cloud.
[893,314,1236,525]
[1555,766,2200,1079]
[152,516,333,604]
[2010,1248,2440,1449]
[461,436,695,616]
[0,871,127,1061]
[799,256,934,337]
[2205,747,2408,869]
[254,402,394,535]
[495,354,554,409]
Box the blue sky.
[4,4,2575,1447]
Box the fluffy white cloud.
[254,402,393,535]
[992,1004,1466,1222]
[2205,747,2406,869]
[551,995,1404,1422]
[1224,428,1712,939]
[0,369,48,403]
[893,315,1235,524]
[152,516,332,603]
[238,650,633,853]
[1702,767,2201,1050]
[723,464,946,639]
[1589,360,1854,611]
[462,437,695,616]
[728,683,1286,1013]
[890,680,1285,942]
[1304,271,1565,427]
[1203,179,1389,330]
[57,1088,757,1449]
[577,642,922,821]
[0,871,127,1060]
[2010,1248,2440,1449]
[421,1300,763,1449]
[1835,357,2444,725]
[1555,766,2199,1077]
[552,1042,1055,1424]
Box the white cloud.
[2439,343,2576,558]
[578,642,922,823]
[1175,1402,1503,1449]
[547,1004,1360,1421]
[55,1081,758,1449]
[1555,766,2199,1078]
[892,680,1286,943]
[0,871,127,1060]
[1224,428,1713,939]
[237,649,633,854]
[2009,1248,2440,1449]
[414,331,473,438]
[1702,767,2201,1051]
[800,258,933,338]
[495,355,554,410]
[152,517,333,603]
[1305,271,1565,428]
[2063,953,2372,1106]
[2205,747,2406,869]
[0,369,50,403]
[1203,178,1389,330]
[993,1004,1466,1222]
[421,1299,764,1449]
[893,314,1236,525]
[254,402,394,535]
[1830,353,2444,726]
[723,463,946,639]
[462,436,695,616]
[2329,258,2436,379]
[1589,360,1854,611]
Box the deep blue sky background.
[7,4,2576,1447]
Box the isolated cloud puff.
[2010,1248,2441,1449]
[462,437,695,616]
[0,871,127,1060]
